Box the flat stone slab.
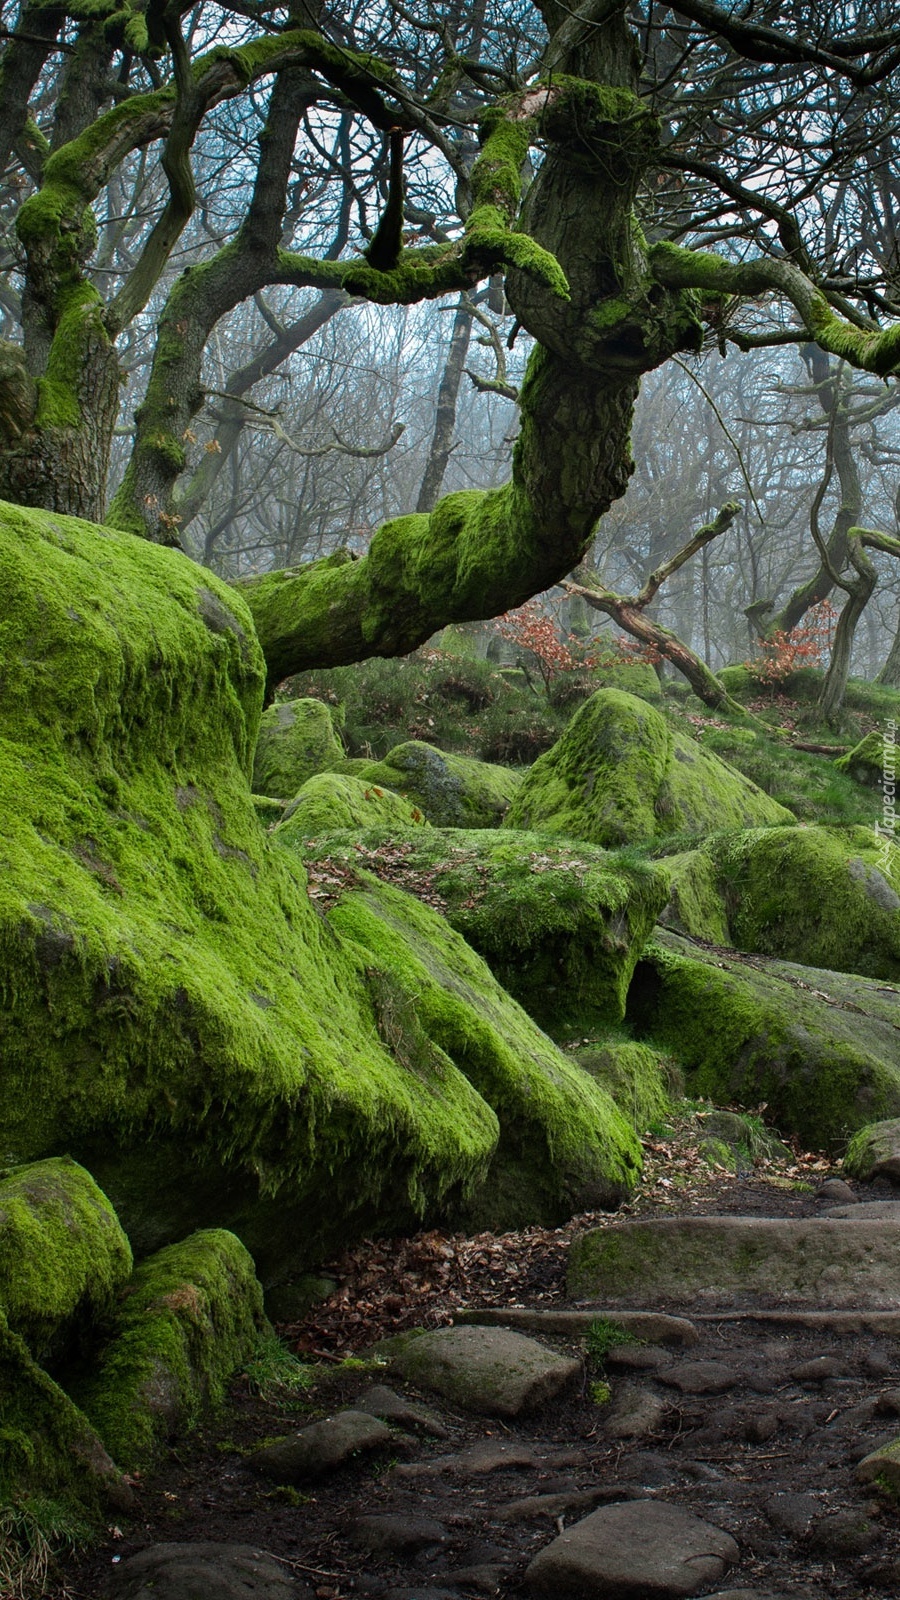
[109,1543,296,1600]
[568,1216,900,1307]
[456,1308,699,1346]
[376,1325,580,1416]
[856,1436,900,1486]
[249,1409,391,1481]
[525,1499,738,1598]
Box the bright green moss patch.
[627,930,900,1146]
[76,1229,265,1470]
[836,730,889,786]
[714,825,900,981]
[0,1158,132,1363]
[324,875,642,1227]
[0,501,560,1278]
[573,1039,676,1133]
[345,741,523,828]
[656,847,731,944]
[504,690,793,846]
[294,827,667,1036]
[251,696,345,798]
[277,773,431,841]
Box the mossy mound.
[573,1040,676,1132]
[657,848,732,944]
[277,772,431,841]
[295,828,668,1035]
[716,825,900,981]
[323,874,643,1226]
[589,658,662,701]
[76,1229,266,1470]
[0,1157,132,1362]
[0,502,634,1274]
[251,696,344,798]
[344,741,523,827]
[503,690,793,847]
[843,1119,900,1182]
[835,730,889,787]
[0,1309,129,1514]
[627,930,900,1146]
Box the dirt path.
[64,1144,900,1600]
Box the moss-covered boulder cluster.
[4,498,900,1539]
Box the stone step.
[567,1214,900,1307]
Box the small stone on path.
[603,1381,668,1439]
[658,1360,738,1394]
[357,1384,451,1438]
[249,1410,391,1481]
[376,1325,580,1417]
[763,1492,820,1538]
[525,1499,738,1597]
[788,1355,846,1382]
[351,1515,448,1555]
[815,1179,857,1203]
[107,1543,301,1600]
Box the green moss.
[573,1039,675,1132]
[0,501,545,1278]
[346,741,523,828]
[627,930,900,1146]
[277,773,430,840]
[835,730,888,786]
[843,1118,900,1180]
[0,1158,132,1362]
[0,1309,126,1517]
[34,284,109,430]
[324,875,642,1227]
[295,827,667,1036]
[251,696,345,798]
[504,689,793,846]
[712,825,900,980]
[656,847,731,944]
[76,1229,265,1469]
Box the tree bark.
[416,298,475,513]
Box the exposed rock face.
[0,501,637,1275]
[251,696,344,798]
[525,1499,738,1598]
[250,1411,392,1481]
[108,1542,299,1600]
[504,689,793,846]
[627,930,900,1145]
[844,1119,900,1183]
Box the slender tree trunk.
[877,611,900,686]
[416,297,474,512]
[818,532,877,722]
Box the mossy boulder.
[0,502,636,1274]
[277,772,431,841]
[504,690,793,847]
[76,1229,266,1469]
[590,657,662,700]
[295,828,668,1035]
[345,741,522,827]
[251,696,344,798]
[573,1040,677,1132]
[0,1309,130,1515]
[659,825,900,982]
[835,730,889,786]
[627,929,900,1146]
[843,1120,900,1183]
[715,825,900,981]
[0,1157,132,1362]
[322,873,643,1226]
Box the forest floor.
[62,1124,900,1600]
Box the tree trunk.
[877,613,900,687]
[416,298,474,513]
[818,532,877,723]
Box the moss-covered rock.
[76,1229,266,1470]
[0,1157,132,1362]
[277,772,431,841]
[0,502,635,1275]
[589,658,662,700]
[656,847,731,944]
[345,741,523,827]
[503,690,793,846]
[835,730,889,787]
[843,1119,900,1183]
[627,930,900,1146]
[295,828,668,1035]
[0,1309,129,1515]
[714,825,900,981]
[251,696,344,798]
[573,1039,676,1132]
[323,874,642,1226]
